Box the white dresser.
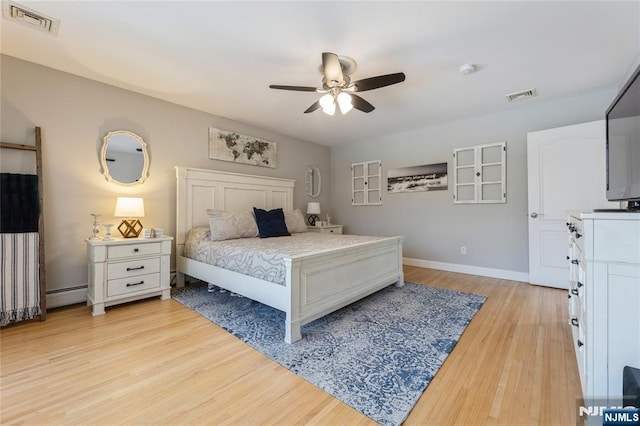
[567,212,640,406]
[86,236,172,315]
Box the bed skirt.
[1,232,41,326]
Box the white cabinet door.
[527,120,615,288]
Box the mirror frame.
[305,165,321,198]
[100,130,149,186]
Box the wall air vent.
[505,88,537,102]
[2,1,60,36]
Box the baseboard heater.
[45,272,177,309]
[46,285,87,308]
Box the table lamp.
[114,197,145,238]
[306,202,320,226]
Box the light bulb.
[319,94,334,109]
[319,93,336,115]
[337,92,353,114]
[322,103,336,116]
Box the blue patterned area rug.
[172,282,486,426]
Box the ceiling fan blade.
[304,101,321,113]
[352,72,406,92]
[351,94,375,113]
[269,85,318,92]
[322,52,344,85]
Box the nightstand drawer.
[108,242,162,259]
[108,258,160,279]
[307,225,343,234]
[107,273,160,297]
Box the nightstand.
[307,225,343,234]
[86,236,172,315]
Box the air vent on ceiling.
[2,1,60,36]
[505,88,537,102]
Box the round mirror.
[100,130,149,185]
[305,165,321,198]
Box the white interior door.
[527,120,615,288]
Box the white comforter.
[184,227,386,286]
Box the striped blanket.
[0,232,41,326]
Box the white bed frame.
[175,166,404,343]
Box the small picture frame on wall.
[387,162,448,193]
[208,127,277,168]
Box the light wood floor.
[1,266,581,425]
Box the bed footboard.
[284,236,404,343]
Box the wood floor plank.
[0,266,581,425]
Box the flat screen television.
[605,62,640,211]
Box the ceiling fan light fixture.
[269,52,406,115]
[337,92,353,114]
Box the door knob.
[530,212,538,218]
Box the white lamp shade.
[114,197,145,218]
[337,92,353,114]
[319,94,336,116]
[306,202,321,215]
[319,94,334,109]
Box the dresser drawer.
[108,258,160,280]
[107,273,160,297]
[108,242,162,259]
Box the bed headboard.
[175,166,295,251]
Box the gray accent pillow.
[284,209,308,233]
[207,209,258,241]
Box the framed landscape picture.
[209,127,277,168]
[387,162,448,193]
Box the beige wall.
[1,55,331,293]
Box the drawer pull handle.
[571,259,579,265]
[577,281,583,288]
[126,281,145,287]
[126,266,145,271]
[571,318,579,327]
[133,248,139,253]
[577,340,584,348]
[571,289,579,296]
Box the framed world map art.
[208,127,277,168]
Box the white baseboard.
[403,257,529,283]
[46,287,87,308]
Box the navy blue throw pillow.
[253,207,291,238]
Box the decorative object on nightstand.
[325,213,331,225]
[114,197,145,238]
[89,213,101,240]
[86,235,173,315]
[306,202,320,226]
[307,224,343,234]
[102,223,114,241]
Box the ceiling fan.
[269,52,406,115]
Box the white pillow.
[207,209,258,241]
[284,209,308,233]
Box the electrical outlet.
[461,246,467,255]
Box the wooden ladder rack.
[0,127,46,321]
